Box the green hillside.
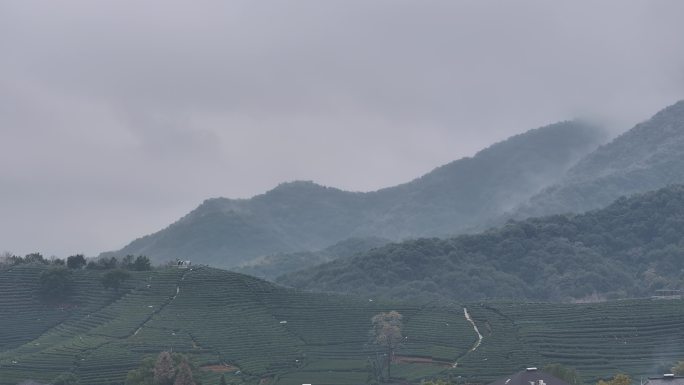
[278,185,684,302]
[0,265,474,385]
[2,265,684,385]
[514,99,684,219]
[231,237,390,280]
[101,121,604,267]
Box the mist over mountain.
[513,100,684,219]
[102,121,605,267]
[278,185,684,302]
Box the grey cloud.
[1,0,684,256]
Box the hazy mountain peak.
[513,99,684,219]
[102,119,606,267]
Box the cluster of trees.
[125,351,199,385]
[597,374,632,385]
[0,252,62,267]
[1,252,151,271]
[84,254,152,271]
[279,185,684,302]
[33,255,151,302]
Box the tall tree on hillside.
[25,252,47,264]
[173,360,195,385]
[67,254,87,269]
[370,311,404,380]
[154,351,175,385]
[122,254,135,269]
[133,255,152,271]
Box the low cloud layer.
[2,0,684,256]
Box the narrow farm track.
[452,307,483,368]
[73,268,193,376]
[132,267,192,337]
[463,307,483,352]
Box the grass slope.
[0,265,473,385]
[2,266,684,385]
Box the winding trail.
[453,307,484,368]
[132,268,191,337]
[463,307,483,352]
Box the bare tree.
[371,311,403,381]
[153,351,175,385]
[173,360,195,385]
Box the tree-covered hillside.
[231,236,390,280]
[103,121,604,267]
[514,99,684,219]
[278,185,684,302]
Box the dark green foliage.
[279,185,684,302]
[0,253,65,267]
[102,269,131,291]
[232,236,390,279]
[67,254,87,269]
[25,253,48,264]
[102,121,604,267]
[132,255,152,271]
[125,357,155,385]
[122,254,135,268]
[52,258,65,266]
[38,267,73,301]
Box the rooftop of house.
[646,374,684,385]
[488,368,572,385]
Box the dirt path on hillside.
[394,355,452,367]
[452,307,483,368]
[133,268,192,337]
[201,363,239,373]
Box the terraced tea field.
[1,265,683,385]
[0,266,474,385]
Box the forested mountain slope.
[103,121,604,267]
[514,100,684,219]
[231,236,390,280]
[278,185,684,302]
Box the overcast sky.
[2,1,684,257]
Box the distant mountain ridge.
[513,100,684,219]
[102,120,605,267]
[278,184,684,302]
